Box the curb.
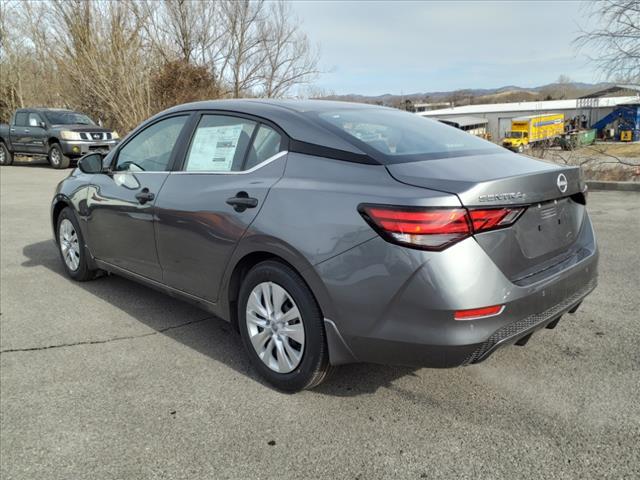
[586,181,640,192]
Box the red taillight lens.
[359,204,525,250]
[359,205,471,250]
[468,207,524,233]
[367,208,470,234]
[454,305,504,320]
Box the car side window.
[14,112,28,127]
[184,115,256,172]
[28,113,43,127]
[115,115,188,172]
[245,125,284,170]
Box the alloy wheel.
[0,148,5,164]
[245,282,305,374]
[50,148,60,166]
[59,218,80,271]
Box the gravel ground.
[1,164,639,479]
[530,142,640,182]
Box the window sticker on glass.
[187,124,244,171]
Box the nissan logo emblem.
[557,173,568,193]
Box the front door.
[155,114,287,302]
[26,112,48,154]
[85,114,191,281]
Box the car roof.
[16,108,76,113]
[148,99,390,158]
[167,98,383,115]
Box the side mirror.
[78,153,105,174]
[39,121,46,129]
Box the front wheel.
[57,207,98,281]
[517,144,524,153]
[238,261,331,392]
[49,143,70,169]
[0,143,13,166]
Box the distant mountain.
[318,82,613,106]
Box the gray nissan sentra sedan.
[51,100,598,391]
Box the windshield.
[316,108,499,162]
[45,111,96,126]
[505,131,525,139]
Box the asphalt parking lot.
[1,163,639,479]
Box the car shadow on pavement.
[8,159,54,168]
[22,240,416,396]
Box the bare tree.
[47,0,154,131]
[0,0,64,119]
[257,1,319,98]
[133,0,227,67]
[575,0,640,82]
[222,0,267,97]
[0,0,323,130]
[447,89,473,107]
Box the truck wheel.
[49,143,70,169]
[0,142,13,166]
[517,145,524,153]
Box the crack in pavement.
[0,316,213,355]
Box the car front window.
[506,131,524,139]
[45,112,96,126]
[116,115,188,172]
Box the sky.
[290,0,601,95]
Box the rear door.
[10,112,30,152]
[155,113,287,302]
[85,114,191,281]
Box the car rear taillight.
[454,305,504,320]
[359,206,470,250]
[468,208,524,232]
[359,204,525,251]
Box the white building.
[417,94,639,141]
[413,101,452,112]
[437,116,489,137]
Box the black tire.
[49,143,70,169]
[56,207,98,281]
[0,142,13,166]
[238,260,331,392]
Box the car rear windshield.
[316,108,500,163]
[45,111,96,126]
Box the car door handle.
[135,188,155,204]
[10,129,15,133]
[24,129,30,133]
[226,192,258,212]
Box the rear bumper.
[315,216,598,368]
[464,276,596,364]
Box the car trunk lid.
[386,152,588,282]
[386,151,584,205]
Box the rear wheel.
[57,207,98,281]
[49,143,70,169]
[0,143,13,166]
[238,260,331,392]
